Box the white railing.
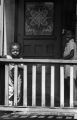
[0,58,77,108]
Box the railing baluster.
[41,66,45,107]
[23,65,27,106]
[5,64,9,106]
[60,66,64,107]
[32,65,36,106]
[14,65,18,106]
[50,66,55,107]
[70,66,74,107]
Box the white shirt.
[63,39,77,79]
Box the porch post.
[0,0,4,56]
[76,3,77,42]
[3,0,7,55]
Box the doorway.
[16,0,62,106]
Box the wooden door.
[16,0,62,106]
[17,0,62,59]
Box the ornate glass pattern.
[25,2,54,35]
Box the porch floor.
[0,112,74,119]
[0,106,76,119]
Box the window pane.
[25,2,54,35]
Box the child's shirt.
[63,39,77,60]
[63,39,77,79]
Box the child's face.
[11,45,20,58]
[66,34,72,41]
[65,31,72,41]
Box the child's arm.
[63,49,74,59]
[0,55,12,59]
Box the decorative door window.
[24,2,54,35]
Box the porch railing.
[0,58,77,108]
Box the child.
[63,30,77,104]
[6,42,23,106]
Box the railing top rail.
[0,58,77,64]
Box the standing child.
[6,42,23,106]
[63,30,77,105]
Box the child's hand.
[18,58,24,68]
[18,64,24,69]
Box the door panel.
[23,39,55,58]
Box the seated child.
[5,42,23,106]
